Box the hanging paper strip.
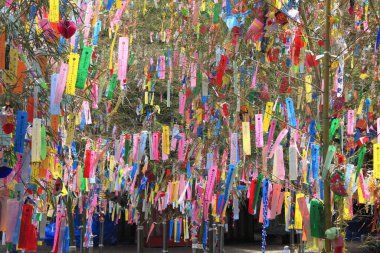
[31,118,42,162]
[263,102,273,133]
[4,47,18,84]
[0,32,5,70]
[65,114,75,147]
[49,0,59,23]
[269,128,288,158]
[5,199,19,243]
[242,122,251,155]
[162,125,170,155]
[117,37,129,81]
[84,149,92,178]
[274,145,285,180]
[310,200,324,238]
[285,97,297,127]
[347,110,355,135]
[311,144,320,179]
[289,145,298,180]
[76,46,93,89]
[255,114,263,148]
[269,184,282,220]
[107,74,118,100]
[50,74,60,115]
[14,111,28,154]
[65,53,79,95]
[230,133,238,165]
[297,196,311,238]
[374,143,380,179]
[55,63,68,104]
[215,55,228,86]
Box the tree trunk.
[66,197,77,247]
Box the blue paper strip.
[92,21,101,46]
[14,111,28,154]
[286,97,297,127]
[50,74,60,115]
[311,144,320,179]
[169,220,174,240]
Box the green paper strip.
[80,164,85,191]
[322,145,336,179]
[124,139,131,163]
[310,199,324,238]
[253,173,263,212]
[213,4,220,24]
[40,125,47,160]
[76,46,93,89]
[355,145,367,181]
[107,74,118,100]
[329,118,340,141]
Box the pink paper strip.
[347,110,355,135]
[133,134,140,163]
[359,172,370,200]
[159,55,166,79]
[5,200,19,242]
[276,192,285,215]
[179,94,186,115]
[92,81,99,109]
[267,119,277,149]
[269,128,288,158]
[152,132,159,160]
[251,62,259,88]
[270,184,282,219]
[112,1,127,27]
[255,114,263,147]
[297,197,310,237]
[190,63,197,87]
[115,135,125,163]
[275,146,285,180]
[55,63,68,104]
[178,133,185,161]
[205,166,217,202]
[83,2,94,45]
[117,37,130,81]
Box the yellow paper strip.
[263,102,273,133]
[356,98,365,115]
[305,75,312,103]
[49,0,59,23]
[4,48,18,84]
[294,193,304,230]
[66,53,79,95]
[242,122,251,155]
[109,25,120,70]
[374,143,380,179]
[162,125,170,154]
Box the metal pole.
[207,209,213,253]
[212,223,217,253]
[88,235,93,253]
[322,0,332,252]
[162,220,168,253]
[290,188,295,253]
[218,224,224,253]
[99,213,104,253]
[137,224,144,253]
